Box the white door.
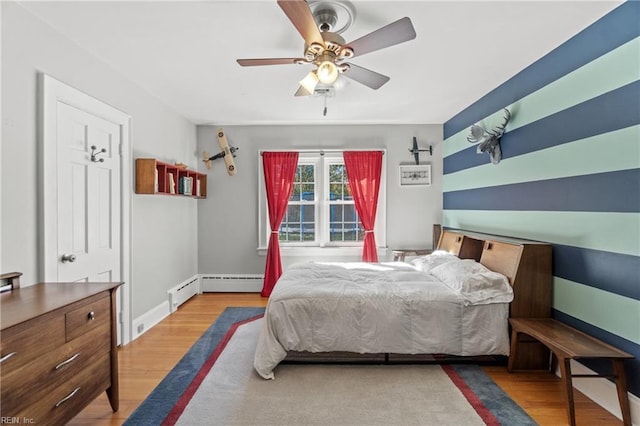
[41,74,132,345]
[56,103,121,283]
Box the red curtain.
[261,152,299,297]
[343,151,383,262]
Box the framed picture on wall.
[399,164,431,186]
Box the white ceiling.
[18,1,622,125]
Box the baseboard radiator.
[168,276,200,313]
[200,274,263,292]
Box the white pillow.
[430,259,513,305]
[409,250,460,273]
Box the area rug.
[125,307,536,426]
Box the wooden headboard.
[436,230,484,261]
[437,228,552,317]
[438,228,553,369]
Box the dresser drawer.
[1,321,111,413]
[65,294,110,341]
[8,352,112,425]
[0,314,65,377]
[1,282,122,421]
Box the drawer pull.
[55,352,81,370]
[88,311,96,321]
[0,352,17,363]
[55,387,81,408]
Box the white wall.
[1,2,198,318]
[1,2,443,318]
[197,124,443,276]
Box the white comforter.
[254,261,513,379]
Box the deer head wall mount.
[467,108,511,165]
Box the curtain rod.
[259,149,385,156]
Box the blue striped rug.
[125,307,535,425]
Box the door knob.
[61,253,77,263]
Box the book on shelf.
[178,176,193,195]
[196,179,201,197]
[185,177,193,195]
[154,169,158,193]
[168,173,176,194]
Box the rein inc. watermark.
[1,418,35,424]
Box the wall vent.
[201,274,263,292]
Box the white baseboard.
[168,274,200,313]
[129,274,262,343]
[131,299,171,341]
[561,360,639,424]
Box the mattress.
[254,260,513,379]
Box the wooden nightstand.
[391,249,432,261]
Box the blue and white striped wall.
[443,1,640,399]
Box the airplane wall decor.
[408,137,432,165]
[202,128,238,175]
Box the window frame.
[258,150,387,255]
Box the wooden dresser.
[1,282,122,424]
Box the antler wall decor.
[467,108,511,164]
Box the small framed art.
[399,164,431,186]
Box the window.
[258,151,386,254]
[327,162,364,243]
[280,164,316,243]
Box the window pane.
[328,201,362,242]
[330,205,343,222]
[329,164,345,183]
[302,221,315,241]
[301,205,315,241]
[280,223,301,242]
[329,221,343,241]
[290,165,316,201]
[299,164,315,182]
[286,205,301,222]
[343,227,356,241]
[302,204,314,222]
[343,223,362,241]
[343,204,357,222]
[289,183,301,202]
[329,183,346,201]
[279,197,316,243]
[329,165,346,200]
[301,183,315,201]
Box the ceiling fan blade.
[277,0,325,47]
[237,58,304,66]
[342,63,390,90]
[345,17,416,58]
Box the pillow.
[429,259,513,305]
[409,250,460,273]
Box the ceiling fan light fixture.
[306,42,325,61]
[299,71,320,94]
[340,46,354,59]
[338,63,350,73]
[317,61,339,84]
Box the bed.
[254,229,552,379]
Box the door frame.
[39,73,132,345]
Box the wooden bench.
[508,318,634,426]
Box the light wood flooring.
[70,293,624,425]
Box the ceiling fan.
[236,0,417,96]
